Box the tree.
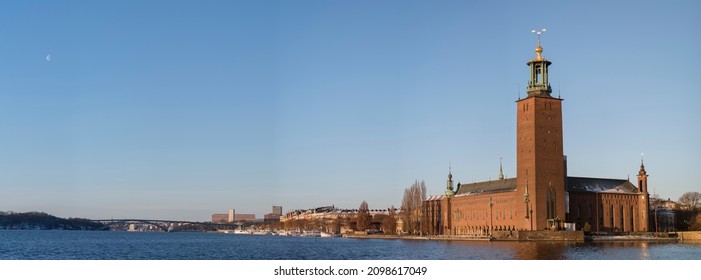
[583,222,592,234]
[401,180,427,235]
[381,206,397,235]
[330,218,342,233]
[691,214,701,231]
[355,201,371,231]
[679,192,701,209]
[649,194,661,209]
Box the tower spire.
[498,157,504,180]
[527,28,552,97]
[445,164,455,197]
[637,153,649,193]
[531,28,547,61]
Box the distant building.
[211,214,229,223]
[264,214,281,223]
[263,206,283,222]
[652,198,678,232]
[654,209,675,232]
[212,209,235,223]
[658,199,680,211]
[273,206,283,216]
[281,205,397,221]
[234,214,256,222]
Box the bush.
[583,222,592,233]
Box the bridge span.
[92,219,241,232]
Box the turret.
[445,165,455,197]
[526,29,553,97]
[637,154,648,193]
[498,158,504,180]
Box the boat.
[302,230,321,237]
[320,232,340,238]
[252,230,272,235]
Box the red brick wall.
[442,191,523,235]
[568,191,648,232]
[517,96,565,230]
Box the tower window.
[577,205,581,220]
[546,189,556,219]
[599,203,604,227]
[588,204,592,219]
[620,206,625,231]
[631,206,635,231]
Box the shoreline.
[343,232,701,242]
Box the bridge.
[91,219,242,232]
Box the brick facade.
[421,41,649,236]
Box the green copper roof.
[566,177,639,194]
[451,176,639,196]
[455,178,517,195]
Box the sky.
[0,1,699,221]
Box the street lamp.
[652,200,660,236]
[524,180,532,230]
[489,197,494,237]
[530,205,534,231]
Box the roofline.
[567,176,630,182]
[454,188,517,197]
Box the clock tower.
[516,30,566,230]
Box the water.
[0,230,699,260]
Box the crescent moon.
[46,54,51,62]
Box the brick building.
[422,36,650,236]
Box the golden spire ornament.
[531,28,547,60]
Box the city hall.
[422,33,650,236]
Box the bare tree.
[330,218,342,233]
[401,180,427,235]
[355,201,371,231]
[679,192,701,209]
[381,206,397,235]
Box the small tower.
[637,154,648,194]
[498,158,505,180]
[445,165,455,197]
[636,154,650,231]
[526,29,552,97]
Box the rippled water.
[0,230,699,260]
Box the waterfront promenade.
[343,231,701,242]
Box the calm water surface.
[0,230,699,260]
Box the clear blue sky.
[1,1,699,221]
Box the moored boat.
[302,230,321,237]
[320,232,340,237]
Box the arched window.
[631,206,635,231]
[547,189,556,219]
[620,205,625,231]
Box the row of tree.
[678,192,701,209]
[401,180,426,235]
